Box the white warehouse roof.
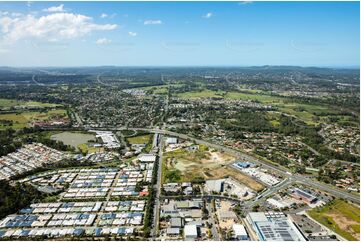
[184,224,198,237]
[233,224,247,236]
[138,154,156,162]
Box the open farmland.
[308,199,360,241]
[0,98,60,109]
[0,109,67,129]
[176,88,351,125]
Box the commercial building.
[205,179,224,193]
[184,224,198,241]
[165,137,178,145]
[246,212,305,241]
[91,130,121,149]
[291,188,317,204]
[138,154,157,163]
[232,224,248,240]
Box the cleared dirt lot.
[206,166,264,192]
[163,146,264,192]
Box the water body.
[51,132,95,150]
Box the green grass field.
[176,89,350,126]
[127,134,151,144]
[77,143,102,154]
[0,98,60,108]
[308,199,360,241]
[176,90,224,99]
[0,109,67,129]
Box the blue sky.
[0,1,359,67]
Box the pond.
[51,132,95,150]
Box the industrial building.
[205,179,224,193]
[291,188,318,204]
[246,212,306,241]
[184,224,198,241]
[165,137,178,145]
[232,224,248,240]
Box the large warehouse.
[246,212,305,241]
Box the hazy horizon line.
[0,65,359,70]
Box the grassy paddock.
[127,134,151,144]
[176,89,344,125]
[308,199,360,241]
[0,109,68,129]
[0,98,60,108]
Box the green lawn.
[308,199,360,241]
[127,134,151,144]
[176,90,224,99]
[77,143,102,154]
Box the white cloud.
[144,19,162,25]
[96,38,111,45]
[101,13,117,19]
[43,4,66,13]
[0,12,117,43]
[239,1,253,5]
[202,12,213,19]
[11,13,22,17]
[0,11,9,16]
[0,47,10,53]
[128,31,137,37]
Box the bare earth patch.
[328,213,360,240]
[207,166,264,192]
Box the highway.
[96,126,360,204]
[151,133,163,239]
[243,178,294,210]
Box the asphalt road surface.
[105,127,360,204]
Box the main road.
[89,126,360,204]
[152,133,163,239]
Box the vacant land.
[162,146,236,183]
[0,109,67,129]
[176,89,348,125]
[176,90,224,99]
[0,98,59,109]
[308,199,360,241]
[78,143,103,154]
[51,132,95,151]
[127,134,151,144]
[207,166,264,192]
